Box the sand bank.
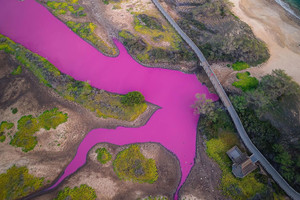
[229,0,300,84]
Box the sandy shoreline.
[229,0,300,84]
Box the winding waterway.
[0,0,218,199]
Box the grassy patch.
[46,1,86,17]
[38,108,68,130]
[66,21,117,55]
[11,65,22,75]
[113,145,158,183]
[133,14,181,50]
[0,165,44,200]
[10,108,68,152]
[96,148,112,164]
[206,133,266,199]
[0,34,145,122]
[232,61,249,71]
[0,121,14,142]
[232,71,258,91]
[54,184,97,200]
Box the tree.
[121,91,145,106]
[191,93,216,120]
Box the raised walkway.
[151,0,300,199]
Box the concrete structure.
[227,146,257,178]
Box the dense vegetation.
[96,148,112,164]
[0,34,146,121]
[66,21,117,55]
[10,108,68,152]
[232,71,258,92]
[118,13,196,64]
[230,69,300,190]
[206,133,265,199]
[54,184,97,200]
[174,0,269,65]
[197,100,286,199]
[113,145,158,183]
[46,0,86,17]
[121,91,145,106]
[0,121,14,142]
[0,165,44,200]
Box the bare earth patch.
[33,143,181,200]
[0,52,157,193]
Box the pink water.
[0,0,218,198]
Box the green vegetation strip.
[232,71,258,91]
[10,108,68,152]
[0,34,146,121]
[46,0,86,17]
[96,148,112,164]
[54,184,97,200]
[113,145,158,183]
[0,165,44,200]
[66,21,117,56]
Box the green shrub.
[0,121,14,142]
[10,108,68,152]
[113,145,158,183]
[102,0,109,4]
[11,107,18,114]
[121,91,145,106]
[232,72,258,91]
[0,121,14,133]
[232,61,249,71]
[38,108,68,130]
[54,184,97,200]
[0,134,6,142]
[96,148,112,164]
[0,165,44,200]
[11,65,22,75]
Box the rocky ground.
[33,143,181,200]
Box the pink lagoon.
[0,0,218,199]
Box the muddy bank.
[0,51,157,195]
[32,143,181,200]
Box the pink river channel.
[0,0,218,199]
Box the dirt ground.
[33,143,181,200]
[0,51,158,194]
[178,128,226,200]
[229,0,300,84]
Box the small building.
[226,146,258,178]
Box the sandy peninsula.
[229,0,300,84]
